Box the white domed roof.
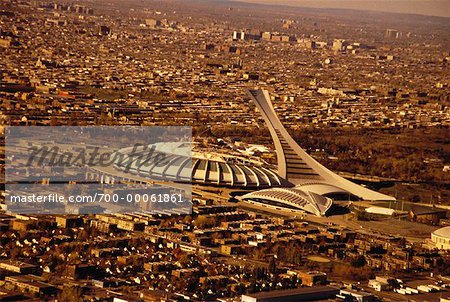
[432,226,450,239]
[241,187,333,217]
[112,144,284,188]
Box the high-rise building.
[146,19,161,28]
[232,31,245,40]
[386,29,400,38]
[332,39,345,51]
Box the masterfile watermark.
[8,192,186,204]
[5,126,193,214]
[25,143,173,173]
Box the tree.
[193,216,217,229]
[268,257,277,274]
[351,255,366,268]
[411,195,421,203]
[57,285,82,302]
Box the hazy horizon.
[235,0,450,18]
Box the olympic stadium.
[107,89,395,217]
[113,145,285,189]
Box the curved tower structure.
[247,89,395,202]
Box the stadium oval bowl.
[112,143,284,189]
[240,187,333,216]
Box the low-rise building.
[241,286,339,302]
[0,260,39,274]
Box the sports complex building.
[111,89,395,217]
[431,226,450,250]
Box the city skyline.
[233,0,450,18]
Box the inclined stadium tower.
[244,90,395,195]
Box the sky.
[237,0,450,18]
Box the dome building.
[113,143,284,189]
[431,226,450,250]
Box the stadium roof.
[432,226,450,239]
[241,187,333,216]
[112,143,284,188]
